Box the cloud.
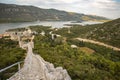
[92,0,119,9]
[0,0,120,19]
[90,0,120,18]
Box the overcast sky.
[0,0,120,19]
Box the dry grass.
[79,47,95,54]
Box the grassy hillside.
[29,25,120,80]
[87,18,120,48]
[54,18,120,48]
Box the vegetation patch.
[0,38,25,80]
[31,25,120,80]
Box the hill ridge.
[0,3,108,23]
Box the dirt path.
[76,38,120,51]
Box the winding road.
[76,38,120,51]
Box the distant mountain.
[0,3,108,23]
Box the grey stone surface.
[9,42,71,80]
